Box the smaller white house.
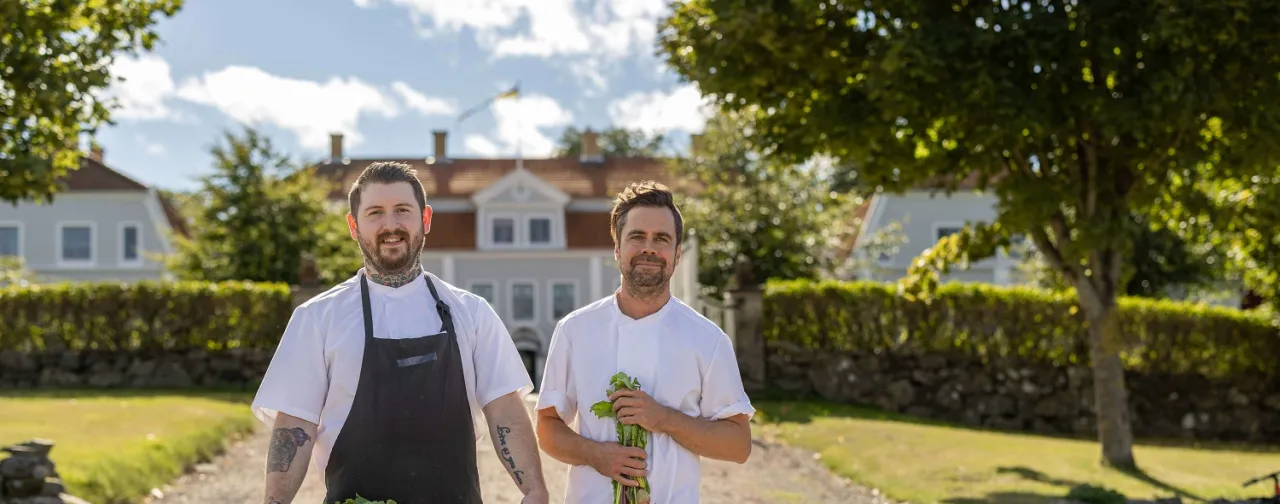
[0,146,189,283]
[848,184,1031,286]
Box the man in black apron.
[253,162,550,504]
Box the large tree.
[659,0,1280,469]
[167,127,361,285]
[554,126,668,157]
[1,0,183,205]
[672,111,858,296]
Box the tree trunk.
[1078,285,1137,470]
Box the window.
[511,282,535,321]
[529,217,551,244]
[936,225,964,242]
[0,226,18,257]
[60,224,93,264]
[470,282,496,305]
[551,282,577,319]
[493,218,515,245]
[1006,234,1028,259]
[121,224,140,265]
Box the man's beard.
[622,253,670,299]
[357,227,424,275]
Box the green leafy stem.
[591,371,652,504]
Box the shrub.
[763,280,1280,380]
[0,280,293,352]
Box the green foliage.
[0,280,292,352]
[166,127,362,286]
[0,256,36,287]
[1066,484,1128,504]
[673,111,860,295]
[336,497,397,504]
[1197,172,1280,314]
[0,0,184,205]
[763,280,1280,381]
[554,126,668,158]
[590,372,651,504]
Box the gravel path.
[144,396,888,504]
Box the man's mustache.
[376,229,410,245]
[631,255,665,267]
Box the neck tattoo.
[366,259,423,288]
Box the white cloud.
[462,94,573,157]
[608,84,714,135]
[135,134,166,156]
[357,0,670,90]
[391,81,457,116]
[103,53,185,122]
[175,66,401,151]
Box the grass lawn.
[0,389,257,504]
[754,400,1280,504]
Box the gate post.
[725,257,765,393]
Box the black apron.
[323,272,482,504]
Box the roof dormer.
[472,167,571,250]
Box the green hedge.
[764,280,1280,380]
[0,281,293,352]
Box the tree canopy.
[672,111,858,296]
[167,127,361,285]
[1,0,183,205]
[659,0,1280,469]
[554,126,668,157]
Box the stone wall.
[768,341,1280,442]
[0,349,272,390]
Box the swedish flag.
[457,83,520,124]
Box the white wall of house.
[854,190,1031,286]
[0,190,175,283]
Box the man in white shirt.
[251,162,549,504]
[535,180,755,503]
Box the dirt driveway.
[146,396,890,504]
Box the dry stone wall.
[768,341,1280,442]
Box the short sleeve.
[251,306,328,426]
[699,334,756,421]
[535,319,577,421]
[470,297,534,408]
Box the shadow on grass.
[750,391,1280,455]
[941,491,1061,504]
[0,387,256,405]
[1115,466,1206,502]
[994,466,1086,488]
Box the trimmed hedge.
[0,281,293,352]
[764,280,1280,380]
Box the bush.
[0,280,293,352]
[763,280,1280,380]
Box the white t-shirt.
[535,293,755,504]
[250,269,534,477]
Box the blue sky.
[95,0,712,192]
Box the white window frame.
[548,279,579,321]
[525,213,557,248]
[933,221,966,243]
[508,279,538,323]
[0,221,23,259]
[56,221,97,268]
[488,212,519,249]
[119,221,143,268]
[469,280,498,309]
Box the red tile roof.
[314,156,680,200]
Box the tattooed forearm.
[267,427,312,473]
[496,424,526,484]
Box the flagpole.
[454,81,522,168]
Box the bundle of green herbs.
[590,372,652,504]
[336,496,396,504]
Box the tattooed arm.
[483,391,549,503]
[262,412,318,504]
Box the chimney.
[330,133,344,160]
[433,130,448,161]
[580,128,603,163]
[89,143,104,163]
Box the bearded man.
[534,180,755,503]
[251,162,549,504]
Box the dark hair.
[347,161,427,216]
[610,180,683,248]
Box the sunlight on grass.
[0,390,257,504]
[755,400,1280,504]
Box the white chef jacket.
[250,269,534,477]
[536,293,755,504]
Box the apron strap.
[360,273,374,342]
[423,274,453,325]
